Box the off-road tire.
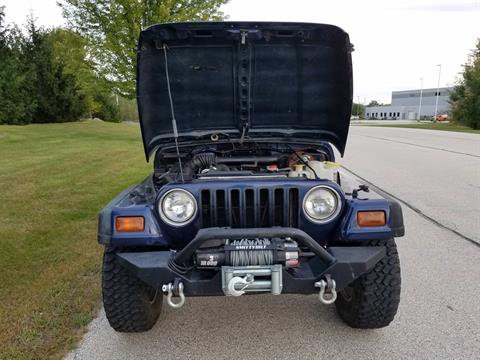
[335,239,401,329]
[102,247,162,332]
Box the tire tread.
[102,247,162,332]
[335,239,401,329]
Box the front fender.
[338,196,404,242]
[97,177,169,247]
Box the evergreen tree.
[25,16,87,123]
[0,11,88,124]
[0,7,36,124]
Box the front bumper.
[116,227,386,296]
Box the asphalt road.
[66,126,480,360]
[342,126,480,244]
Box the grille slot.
[200,187,299,228]
[216,189,226,226]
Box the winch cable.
[163,44,184,182]
[229,239,274,266]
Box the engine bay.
[153,143,340,187]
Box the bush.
[118,97,139,122]
[91,93,120,122]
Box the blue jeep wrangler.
[98,22,404,332]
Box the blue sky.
[2,0,479,104]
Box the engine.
[153,144,340,185]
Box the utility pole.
[434,64,441,122]
[418,78,423,121]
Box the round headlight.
[303,186,342,223]
[159,189,197,226]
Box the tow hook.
[314,274,337,305]
[162,279,185,309]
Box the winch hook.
[227,274,254,296]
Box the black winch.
[195,238,300,268]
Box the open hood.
[137,22,353,160]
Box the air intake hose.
[191,152,216,170]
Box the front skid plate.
[116,246,386,296]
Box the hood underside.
[137,22,353,160]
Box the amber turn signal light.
[357,211,386,227]
[115,216,145,232]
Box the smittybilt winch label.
[232,245,268,250]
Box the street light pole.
[418,77,423,121]
[434,64,441,121]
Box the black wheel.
[335,239,401,329]
[102,247,162,332]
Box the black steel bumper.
[116,227,386,296]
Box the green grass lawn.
[0,120,150,359]
[368,122,480,134]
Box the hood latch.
[240,30,248,45]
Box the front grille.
[200,187,299,228]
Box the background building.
[365,87,452,120]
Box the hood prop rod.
[163,44,184,182]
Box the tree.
[367,100,381,107]
[352,102,365,118]
[46,28,120,121]
[1,9,93,124]
[24,16,88,123]
[0,8,37,124]
[0,6,5,37]
[450,38,480,129]
[59,0,229,98]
